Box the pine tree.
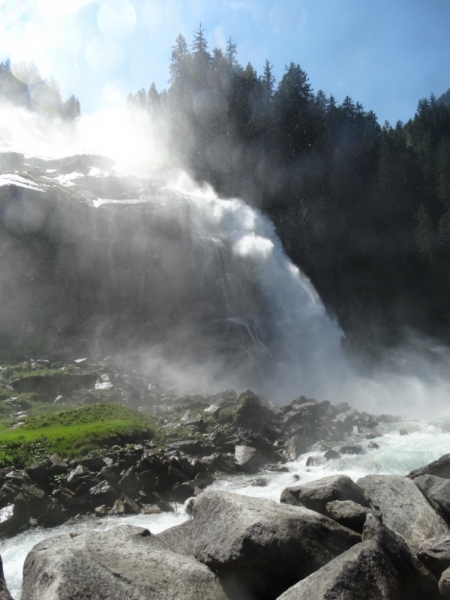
[147,83,160,111]
[192,23,208,55]
[226,37,237,65]
[261,60,275,96]
[62,95,81,120]
[169,34,189,85]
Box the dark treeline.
[0,59,80,120]
[129,26,450,353]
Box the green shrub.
[219,407,237,424]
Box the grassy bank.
[0,404,157,469]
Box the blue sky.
[1,0,449,124]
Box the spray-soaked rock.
[277,513,441,599]
[21,524,229,600]
[276,540,399,600]
[191,490,360,599]
[234,445,266,473]
[357,474,449,551]
[280,474,368,516]
[325,500,371,533]
[362,514,440,600]
[440,566,450,599]
[0,555,13,600]
[283,434,314,461]
[414,475,450,525]
[408,453,450,480]
[417,534,450,578]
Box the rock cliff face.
[0,153,262,367]
[0,150,343,398]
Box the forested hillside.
[0,60,80,120]
[129,26,450,351]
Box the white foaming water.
[3,418,450,598]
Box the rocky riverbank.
[4,357,447,599]
[0,357,392,540]
[7,451,450,600]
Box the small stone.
[324,449,340,460]
[306,455,326,466]
[94,505,107,517]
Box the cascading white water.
[89,170,347,400]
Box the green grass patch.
[0,403,157,467]
[219,407,237,424]
[0,388,11,401]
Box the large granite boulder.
[21,524,228,600]
[408,454,450,480]
[440,566,450,599]
[0,556,13,600]
[417,534,450,578]
[279,513,441,600]
[325,499,371,533]
[356,474,448,551]
[414,475,450,525]
[280,474,368,515]
[156,519,194,556]
[234,445,267,473]
[362,514,439,600]
[275,540,399,600]
[191,490,360,599]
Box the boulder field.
[17,462,450,600]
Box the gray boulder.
[191,490,360,599]
[326,499,371,533]
[283,434,314,461]
[357,474,448,551]
[417,534,450,577]
[335,445,364,455]
[0,556,13,600]
[408,453,450,480]
[362,513,439,600]
[156,519,193,556]
[414,475,450,524]
[21,524,228,600]
[276,540,399,600]
[440,566,450,599]
[280,474,368,515]
[234,445,266,473]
